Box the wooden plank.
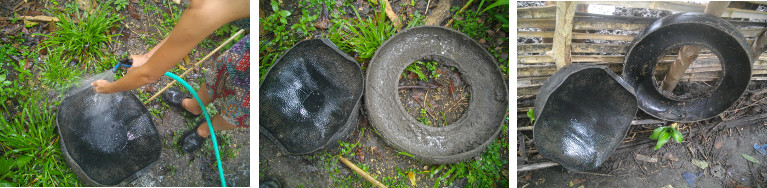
[574,20,648,31]
[518,84,542,96]
[572,33,635,41]
[571,55,625,63]
[579,1,705,13]
[740,27,765,38]
[517,6,557,19]
[518,55,554,64]
[722,8,767,20]
[518,18,555,29]
[552,1,578,69]
[518,44,552,54]
[518,76,550,87]
[571,43,628,53]
[518,64,557,77]
[517,31,554,38]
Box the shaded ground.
[398,61,470,127]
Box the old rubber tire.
[623,12,752,122]
[365,26,508,164]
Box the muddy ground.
[1,0,249,186]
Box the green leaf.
[691,159,708,169]
[742,154,760,164]
[649,127,665,140]
[671,127,683,143]
[0,180,16,187]
[16,155,33,167]
[397,152,415,159]
[654,131,671,150]
[482,0,509,13]
[0,158,12,175]
[527,108,535,124]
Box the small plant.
[347,3,396,59]
[114,0,129,11]
[650,123,684,150]
[38,0,123,67]
[404,61,427,81]
[260,0,295,83]
[291,9,318,37]
[417,108,431,125]
[481,0,509,29]
[527,108,535,124]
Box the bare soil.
[398,62,470,127]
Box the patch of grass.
[0,41,33,104]
[40,47,83,94]
[38,0,123,68]
[0,94,81,186]
[291,8,318,37]
[260,0,296,83]
[430,122,509,187]
[347,3,396,60]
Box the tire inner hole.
[651,44,723,101]
[398,59,471,127]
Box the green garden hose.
[164,72,226,187]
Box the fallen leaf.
[569,181,574,187]
[715,142,723,149]
[661,184,674,188]
[524,173,532,181]
[183,55,191,65]
[742,154,760,164]
[408,171,415,186]
[572,178,585,184]
[691,159,708,170]
[577,185,584,188]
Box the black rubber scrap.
[260,39,364,155]
[533,64,637,172]
[623,12,752,122]
[365,26,508,164]
[58,89,161,186]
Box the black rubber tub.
[533,64,637,172]
[365,26,508,164]
[57,88,160,186]
[260,39,364,155]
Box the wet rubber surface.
[533,64,637,172]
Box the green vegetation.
[650,123,684,150]
[527,108,535,124]
[346,3,396,60]
[260,0,296,83]
[38,0,123,69]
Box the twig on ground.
[382,0,402,31]
[338,156,388,188]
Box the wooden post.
[551,1,577,69]
[661,1,729,91]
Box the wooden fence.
[517,1,767,113]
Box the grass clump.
[346,3,396,60]
[38,0,123,68]
[0,94,81,186]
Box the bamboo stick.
[338,156,387,188]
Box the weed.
[291,9,318,37]
[650,123,684,150]
[450,9,489,40]
[114,0,129,11]
[481,0,509,29]
[418,108,431,125]
[406,11,425,29]
[38,0,123,67]
[347,3,396,60]
[527,108,535,124]
[0,94,81,186]
[40,47,83,93]
[260,0,295,83]
[403,61,426,81]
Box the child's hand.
[91,80,113,94]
